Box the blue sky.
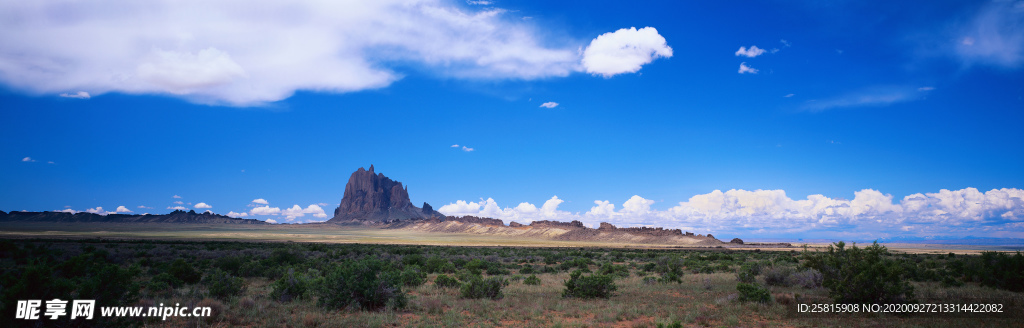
[2,0,1022,240]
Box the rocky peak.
[329,165,443,223]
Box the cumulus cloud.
[57,209,78,214]
[251,198,269,205]
[281,204,329,221]
[0,0,585,106]
[21,157,35,162]
[137,205,152,209]
[250,205,282,216]
[735,45,767,58]
[59,91,91,99]
[265,218,278,224]
[115,206,132,213]
[438,196,576,225]
[194,202,212,209]
[440,187,1024,239]
[226,211,248,218]
[582,27,673,78]
[85,207,111,215]
[173,195,181,199]
[462,146,474,152]
[167,206,188,211]
[738,62,758,74]
[539,102,559,108]
[451,144,460,148]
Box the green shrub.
[168,258,201,284]
[151,272,183,288]
[736,283,770,303]
[270,268,309,302]
[435,274,461,288]
[659,270,683,284]
[460,276,504,300]
[523,274,541,285]
[204,269,245,300]
[790,269,823,289]
[319,258,406,311]
[736,264,757,284]
[597,262,631,278]
[803,241,915,304]
[401,265,427,287]
[423,256,455,273]
[562,269,616,299]
[520,264,537,274]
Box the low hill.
[0,209,267,224]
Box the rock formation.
[730,238,744,244]
[329,165,444,223]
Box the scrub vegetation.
[0,238,1021,327]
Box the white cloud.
[265,218,278,224]
[466,0,493,4]
[194,202,212,209]
[784,94,795,97]
[462,146,474,152]
[451,144,460,148]
[440,187,1024,238]
[137,205,152,209]
[47,161,54,164]
[539,102,559,108]
[115,206,132,213]
[281,204,329,221]
[250,205,282,216]
[0,1,583,106]
[735,45,767,58]
[173,195,181,199]
[21,157,35,162]
[227,211,248,218]
[738,62,758,74]
[173,201,184,205]
[801,86,917,112]
[57,209,78,214]
[780,39,791,47]
[85,207,111,216]
[953,1,1024,69]
[167,206,188,211]
[251,198,269,205]
[582,27,673,78]
[917,86,935,91]
[59,91,91,99]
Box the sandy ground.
[0,222,1018,254]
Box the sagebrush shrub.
[562,269,617,299]
[762,266,794,287]
[523,274,541,285]
[789,269,823,289]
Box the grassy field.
[1,234,1021,327]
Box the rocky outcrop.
[509,221,524,227]
[530,220,585,228]
[597,222,688,237]
[730,238,744,244]
[329,165,444,223]
[0,209,267,224]
[445,215,504,226]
